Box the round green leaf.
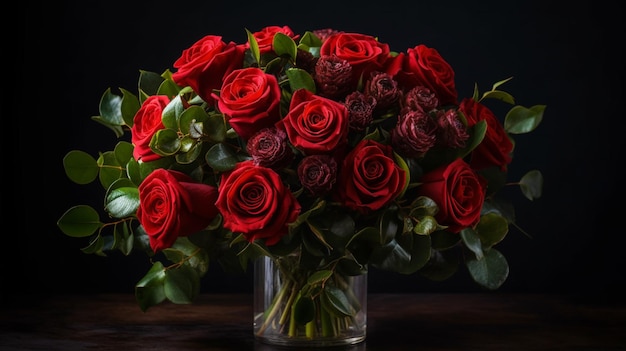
[465,248,509,290]
[476,212,509,248]
[504,105,545,134]
[63,150,99,185]
[520,170,543,200]
[57,205,102,237]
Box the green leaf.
[162,95,186,130]
[413,216,438,235]
[298,31,323,52]
[293,295,315,324]
[245,29,260,66]
[113,221,134,255]
[151,128,181,156]
[119,87,140,127]
[286,68,316,94]
[97,151,124,190]
[63,150,99,185]
[307,270,333,285]
[481,90,515,105]
[57,205,102,237]
[322,285,354,317]
[475,212,509,248]
[460,227,483,260]
[459,119,487,159]
[105,178,139,218]
[520,170,543,200]
[164,264,200,304]
[504,105,545,134]
[114,141,134,169]
[465,248,509,290]
[491,76,514,90]
[138,70,165,102]
[99,88,124,126]
[272,32,298,61]
[81,234,106,255]
[205,143,240,172]
[135,261,167,312]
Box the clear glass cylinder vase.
[253,255,367,347]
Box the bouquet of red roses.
[58,25,544,343]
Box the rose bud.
[403,85,439,113]
[297,154,338,196]
[344,91,377,132]
[364,71,401,111]
[314,55,353,100]
[391,109,437,158]
[435,109,469,149]
[247,127,295,169]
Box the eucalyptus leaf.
[57,205,102,237]
[520,170,543,200]
[63,150,99,185]
[504,105,545,134]
[465,248,509,290]
[460,228,484,260]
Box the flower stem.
[256,279,292,336]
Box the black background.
[10,1,624,301]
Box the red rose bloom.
[386,44,458,106]
[247,25,300,54]
[417,158,486,233]
[131,95,170,163]
[172,35,245,105]
[459,98,514,171]
[335,139,407,214]
[216,160,301,246]
[137,169,219,252]
[277,89,349,155]
[320,32,391,89]
[215,67,282,140]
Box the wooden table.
[1,293,624,350]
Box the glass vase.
[253,255,367,347]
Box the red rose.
[459,98,513,171]
[417,158,486,233]
[131,95,170,163]
[216,160,301,246]
[320,32,391,88]
[335,139,407,214]
[386,45,458,106]
[277,89,349,155]
[247,25,300,54]
[137,169,219,252]
[171,35,245,105]
[215,67,282,140]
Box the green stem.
[305,320,316,338]
[320,302,334,337]
[256,279,293,336]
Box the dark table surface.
[1,293,625,350]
